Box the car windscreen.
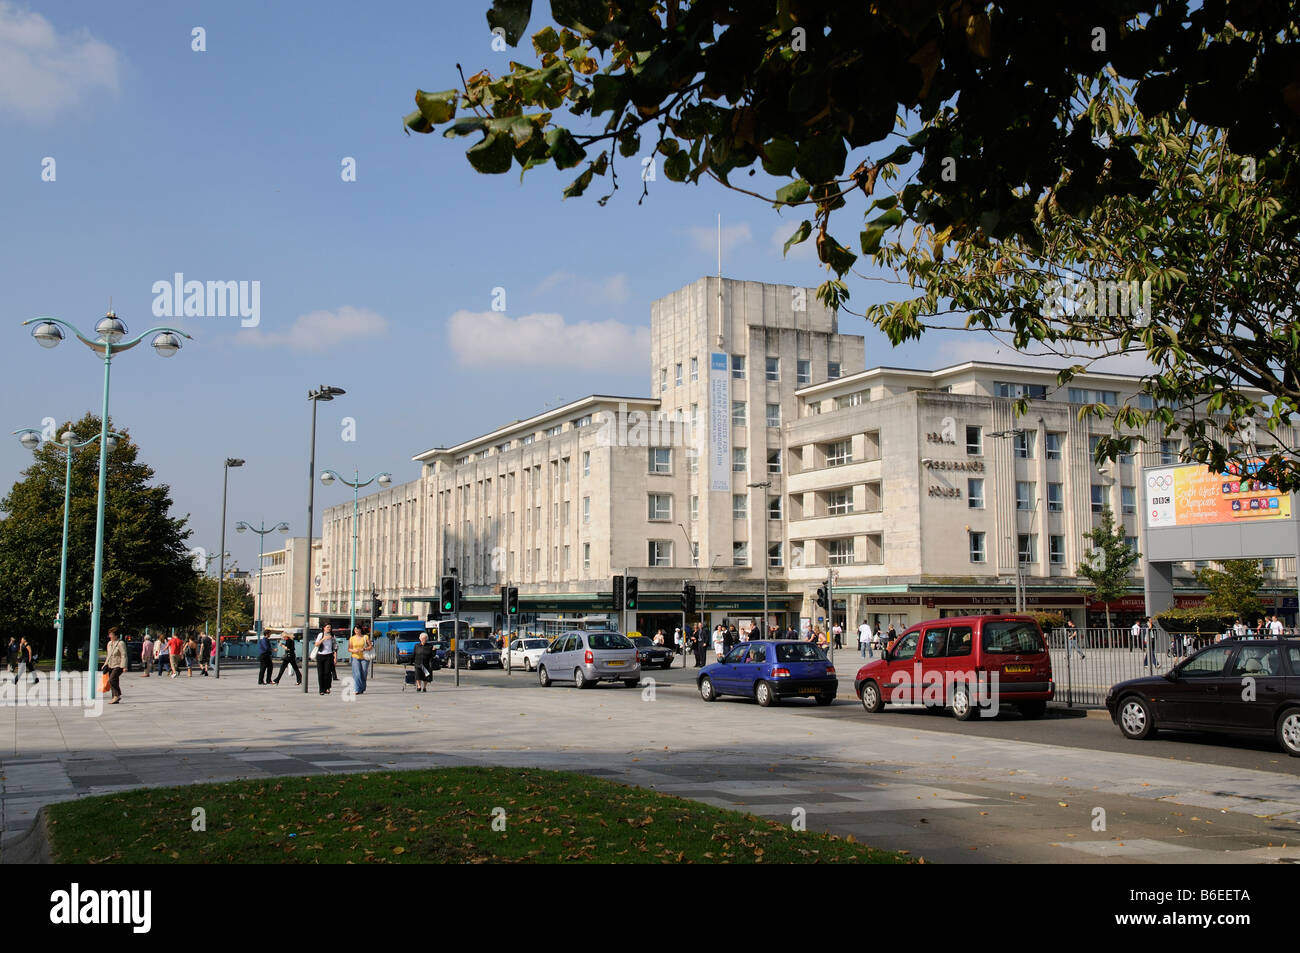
[463,640,495,650]
[588,633,634,650]
[630,637,654,647]
[774,642,827,663]
[981,621,1045,655]
[522,640,548,649]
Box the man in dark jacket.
[257,631,274,684]
[273,634,301,685]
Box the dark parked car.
[629,636,675,669]
[452,638,503,669]
[1105,639,1300,756]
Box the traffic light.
[815,585,828,610]
[440,575,458,614]
[506,587,519,615]
[372,591,382,617]
[681,582,697,615]
[612,575,624,611]
[625,576,638,610]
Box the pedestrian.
[103,627,126,704]
[139,634,154,677]
[199,631,213,676]
[833,622,843,649]
[857,619,872,658]
[183,634,198,677]
[1140,617,1158,668]
[1270,615,1285,637]
[1131,618,1143,655]
[257,630,274,684]
[273,633,302,685]
[7,636,19,674]
[348,625,370,695]
[315,625,336,695]
[167,631,182,678]
[653,629,665,646]
[412,633,435,692]
[871,630,882,655]
[1065,619,1086,660]
[711,625,725,662]
[886,623,897,645]
[12,637,38,685]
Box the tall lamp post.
[236,520,290,643]
[301,386,346,693]
[23,313,189,697]
[319,469,392,634]
[13,426,123,679]
[214,458,244,678]
[747,480,772,633]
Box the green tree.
[191,575,255,641]
[406,3,1300,485]
[1197,559,1264,622]
[0,414,198,662]
[1076,506,1140,629]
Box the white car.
[507,637,550,671]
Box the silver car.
[537,630,640,688]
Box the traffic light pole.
[827,568,835,666]
[504,580,511,677]
[453,570,460,688]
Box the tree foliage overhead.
[405,1,1300,484]
[0,414,198,654]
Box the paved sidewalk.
[4,665,1300,863]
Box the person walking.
[199,631,213,676]
[711,625,726,662]
[166,632,182,678]
[12,637,38,685]
[857,620,873,658]
[5,636,18,675]
[273,633,302,685]
[315,625,336,695]
[103,627,126,704]
[412,633,435,692]
[886,623,897,646]
[348,625,371,695]
[183,634,199,677]
[1065,619,1086,661]
[1140,617,1159,668]
[139,635,154,677]
[833,622,843,649]
[257,630,274,685]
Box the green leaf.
[562,165,595,198]
[761,139,798,177]
[775,179,809,205]
[663,151,690,181]
[487,0,532,46]
[403,110,433,135]
[860,225,886,255]
[545,127,587,169]
[466,132,515,174]
[783,221,812,256]
[414,89,458,125]
[444,118,489,138]
[532,25,561,55]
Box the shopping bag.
[100,672,111,693]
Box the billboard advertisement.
[1145,460,1292,528]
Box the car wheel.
[755,681,778,707]
[537,665,551,688]
[574,667,589,689]
[1019,701,1047,720]
[623,678,639,688]
[951,683,976,721]
[699,676,716,702]
[1118,695,1155,740]
[815,694,834,706]
[860,680,884,714]
[524,658,533,672]
[1276,708,1300,757]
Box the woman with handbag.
[103,627,126,704]
[412,633,435,693]
[314,625,336,695]
[348,625,371,695]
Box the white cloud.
[687,222,752,257]
[533,271,631,308]
[447,310,649,369]
[240,306,389,353]
[0,4,120,119]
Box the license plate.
[798,687,819,695]
[1004,664,1031,673]
[607,660,624,667]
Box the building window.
[969,531,986,563]
[675,363,683,387]
[522,434,535,446]
[732,355,745,380]
[648,540,673,567]
[690,356,698,381]
[573,414,592,429]
[1049,535,1065,565]
[768,543,783,568]
[828,361,841,379]
[968,478,984,508]
[826,490,853,516]
[583,451,590,477]
[649,448,672,474]
[835,391,866,410]
[995,381,1048,399]
[545,424,561,437]
[966,426,982,455]
[1069,387,1118,406]
[828,538,854,565]
[766,449,782,474]
[1121,486,1136,515]
[1088,434,1102,458]
[583,542,591,572]
[1125,536,1140,554]
[1045,432,1062,460]
[648,494,672,521]
[733,541,749,566]
[1091,484,1106,513]
[733,494,748,520]
[797,359,810,384]
[691,541,700,567]
[826,440,852,467]
[660,368,667,393]
[732,401,747,426]
[1160,439,1178,465]
[690,404,699,434]
[1047,483,1064,512]
[733,447,747,472]
[766,357,780,382]
[583,496,590,523]
[690,495,699,522]
[766,403,781,427]
[687,448,699,474]
[1014,431,1035,459]
[768,496,782,520]
[1018,533,1036,563]
[1016,481,1035,511]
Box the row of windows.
[964,425,1179,465]
[661,356,843,392]
[732,401,784,427]
[966,532,1140,564]
[961,480,1139,515]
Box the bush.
[1155,607,1232,635]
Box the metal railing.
[1045,627,1210,708]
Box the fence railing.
[1044,627,1210,708]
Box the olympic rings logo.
[1147,475,1172,489]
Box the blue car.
[697,640,838,707]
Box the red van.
[853,615,1054,720]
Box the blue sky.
[0,0,1017,571]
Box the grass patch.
[46,766,914,864]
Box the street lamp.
[13,426,122,680]
[319,469,392,634]
[990,426,1041,612]
[236,520,290,645]
[747,480,772,633]
[301,386,345,693]
[23,312,191,697]
[213,458,244,678]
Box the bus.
[373,619,427,663]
